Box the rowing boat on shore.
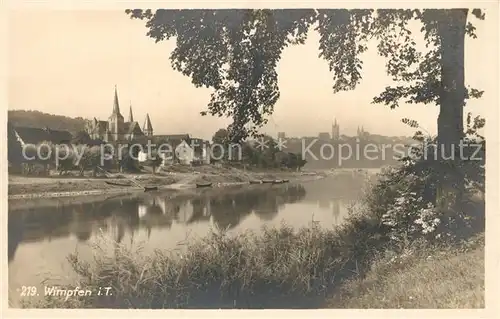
[105,181,132,187]
[196,182,212,188]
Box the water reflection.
[8,184,311,261]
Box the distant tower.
[278,132,286,140]
[128,102,134,122]
[357,126,366,139]
[143,113,153,136]
[108,85,124,142]
[331,118,340,140]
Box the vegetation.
[329,233,484,308]
[20,143,109,177]
[211,128,306,170]
[71,131,93,145]
[8,110,86,133]
[125,9,484,145]
[27,122,484,307]
[7,122,23,168]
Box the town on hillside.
[8,85,414,177]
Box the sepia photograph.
[3,0,498,314]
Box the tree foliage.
[211,128,305,169]
[72,131,92,145]
[369,113,484,244]
[126,8,485,143]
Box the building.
[84,86,153,143]
[12,125,72,146]
[357,126,368,139]
[139,134,210,166]
[277,132,286,140]
[174,140,196,165]
[331,118,340,140]
[318,132,331,140]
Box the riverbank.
[23,225,484,309]
[16,164,483,309]
[8,165,347,200]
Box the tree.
[117,143,142,173]
[211,128,230,161]
[72,131,92,145]
[144,149,163,174]
[126,9,485,205]
[126,9,484,140]
[7,122,23,166]
[77,145,104,177]
[275,151,307,170]
[258,134,278,168]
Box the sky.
[8,9,493,140]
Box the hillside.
[8,110,86,133]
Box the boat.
[196,182,212,188]
[105,181,132,187]
[144,186,158,192]
[282,179,290,183]
[262,180,274,184]
[249,180,262,184]
[98,167,157,192]
[272,180,285,184]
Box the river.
[8,172,372,306]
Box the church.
[85,86,153,143]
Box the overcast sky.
[8,9,492,140]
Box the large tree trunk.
[436,9,468,210]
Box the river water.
[8,172,372,306]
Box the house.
[190,138,211,164]
[175,140,195,165]
[135,134,211,167]
[153,134,210,165]
[12,126,73,146]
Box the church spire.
[143,113,153,136]
[113,85,121,115]
[128,102,134,122]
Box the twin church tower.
[85,86,154,143]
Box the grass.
[23,211,485,309]
[328,233,484,308]
[26,212,388,309]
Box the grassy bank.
[328,233,484,308]
[24,214,484,309]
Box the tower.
[357,126,367,139]
[128,102,134,122]
[108,85,124,141]
[143,113,153,137]
[331,118,340,140]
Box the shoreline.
[8,167,340,201]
